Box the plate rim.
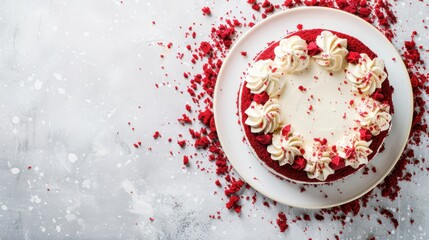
[213,6,413,209]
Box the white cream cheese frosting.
[267,128,304,166]
[274,36,309,73]
[356,97,392,136]
[244,99,282,134]
[313,31,348,72]
[346,53,387,95]
[245,59,285,97]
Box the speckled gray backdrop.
[0,0,428,239]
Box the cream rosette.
[337,134,373,169]
[357,97,392,136]
[346,53,387,95]
[244,99,282,134]
[274,36,309,73]
[267,128,304,166]
[313,31,348,71]
[304,142,334,181]
[245,59,285,97]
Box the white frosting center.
[278,59,360,155]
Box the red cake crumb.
[347,51,361,64]
[178,114,192,125]
[183,155,189,165]
[195,136,210,149]
[215,179,222,187]
[201,7,211,16]
[200,41,213,55]
[226,195,240,209]
[315,214,325,221]
[177,140,186,148]
[224,178,244,196]
[298,85,307,91]
[307,41,321,56]
[253,92,270,105]
[153,131,161,139]
[276,212,289,232]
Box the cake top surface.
[242,30,392,182]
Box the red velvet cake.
[239,29,394,183]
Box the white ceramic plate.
[213,7,413,209]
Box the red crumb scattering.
[200,41,213,55]
[380,209,399,229]
[178,114,192,125]
[177,140,186,148]
[276,212,288,232]
[303,214,311,221]
[252,3,260,11]
[314,214,325,221]
[224,178,244,196]
[149,217,155,222]
[153,131,161,139]
[298,85,307,91]
[195,136,210,149]
[226,195,240,209]
[183,155,189,165]
[240,51,247,56]
[201,6,211,15]
[297,24,303,30]
[185,104,192,112]
[198,109,214,126]
[234,205,242,213]
[215,179,222,187]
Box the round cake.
[239,29,394,183]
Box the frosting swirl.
[245,59,285,97]
[346,54,387,95]
[357,97,392,136]
[244,99,281,134]
[267,129,304,166]
[338,135,373,169]
[274,36,309,73]
[313,31,348,71]
[304,143,334,181]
